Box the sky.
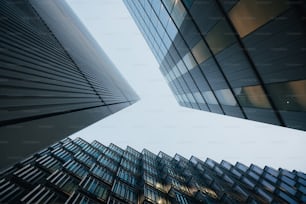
[66,0,306,171]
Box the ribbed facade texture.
[0,137,304,203]
[123,0,306,131]
[0,0,138,170]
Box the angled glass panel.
[229,0,289,38]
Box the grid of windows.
[124,0,306,131]
[0,138,304,203]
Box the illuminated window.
[229,0,289,38]
[191,40,211,64]
[234,85,271,109]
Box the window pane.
[191,40,211,64]
[215,89,237,106]
[162,0,175,13]
[194,92,205,103]
[203,91,218,105]
[234,85,271,109]
[183,52,197,70]
[171,0,187,27]
[267,80,306,111]
[177,60,188,75]
[206,20,236,54]
[229,0,289,38]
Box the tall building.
[0,0,138,170]
[0,137,305,203]
[123,0,306,131]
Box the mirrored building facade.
[0,137,305,203]
[0,0,138,170]
[123,0,306,131]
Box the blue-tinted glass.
[166,17,178,40]
[261,179,275,192]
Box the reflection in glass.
[205,20,236,54]
[234,85,271,109]
[193,92,205,103]
[177,60,188,75]
[203,91,218,105]
[229,0,289,38]
[166,17,178,40]
[191,40,211,64]
[215,89,237,106]
[267,80,306,111]
[183,52,197,70]
[171,0,186,27]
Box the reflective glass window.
[64,160,88,179]
[250,164,263,175]
[171,0,187,27]
[112,181,137,203]
[187,93,196,103]
[91,165,114,184]
[149,0,161,15]
[236,162,248,172]
[159,4,170,27]
[215,89,237,106]
[191,40,211,64]
[117,168,137,186]
[162,0,176,13]
[183,52,197,70]
[177,60,188,75]
[229,0,289,38]
[194,92,205,103]
[221,160,232,170]
[203,91,218,105]
[267,80,306,111]
[248,171,260,181]
[255,188,273,202]
[261,179,276,192]
[166,17,178,40]
[81,176,109,201]
[279,182,296,196]
[206,20,236,54]
[234,85,271,109]
[144,186,170,204]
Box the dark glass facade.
[0,137,305,203]
[123,0,306,131]
[0,0,138,170]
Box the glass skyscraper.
[123,0,306,131]
[0,137,305,203]
[0,0,138,170]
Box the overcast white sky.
[66,0,306,171]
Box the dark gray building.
[0,137,305,203]
[123,0,306,131]
[0,0,138,170]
